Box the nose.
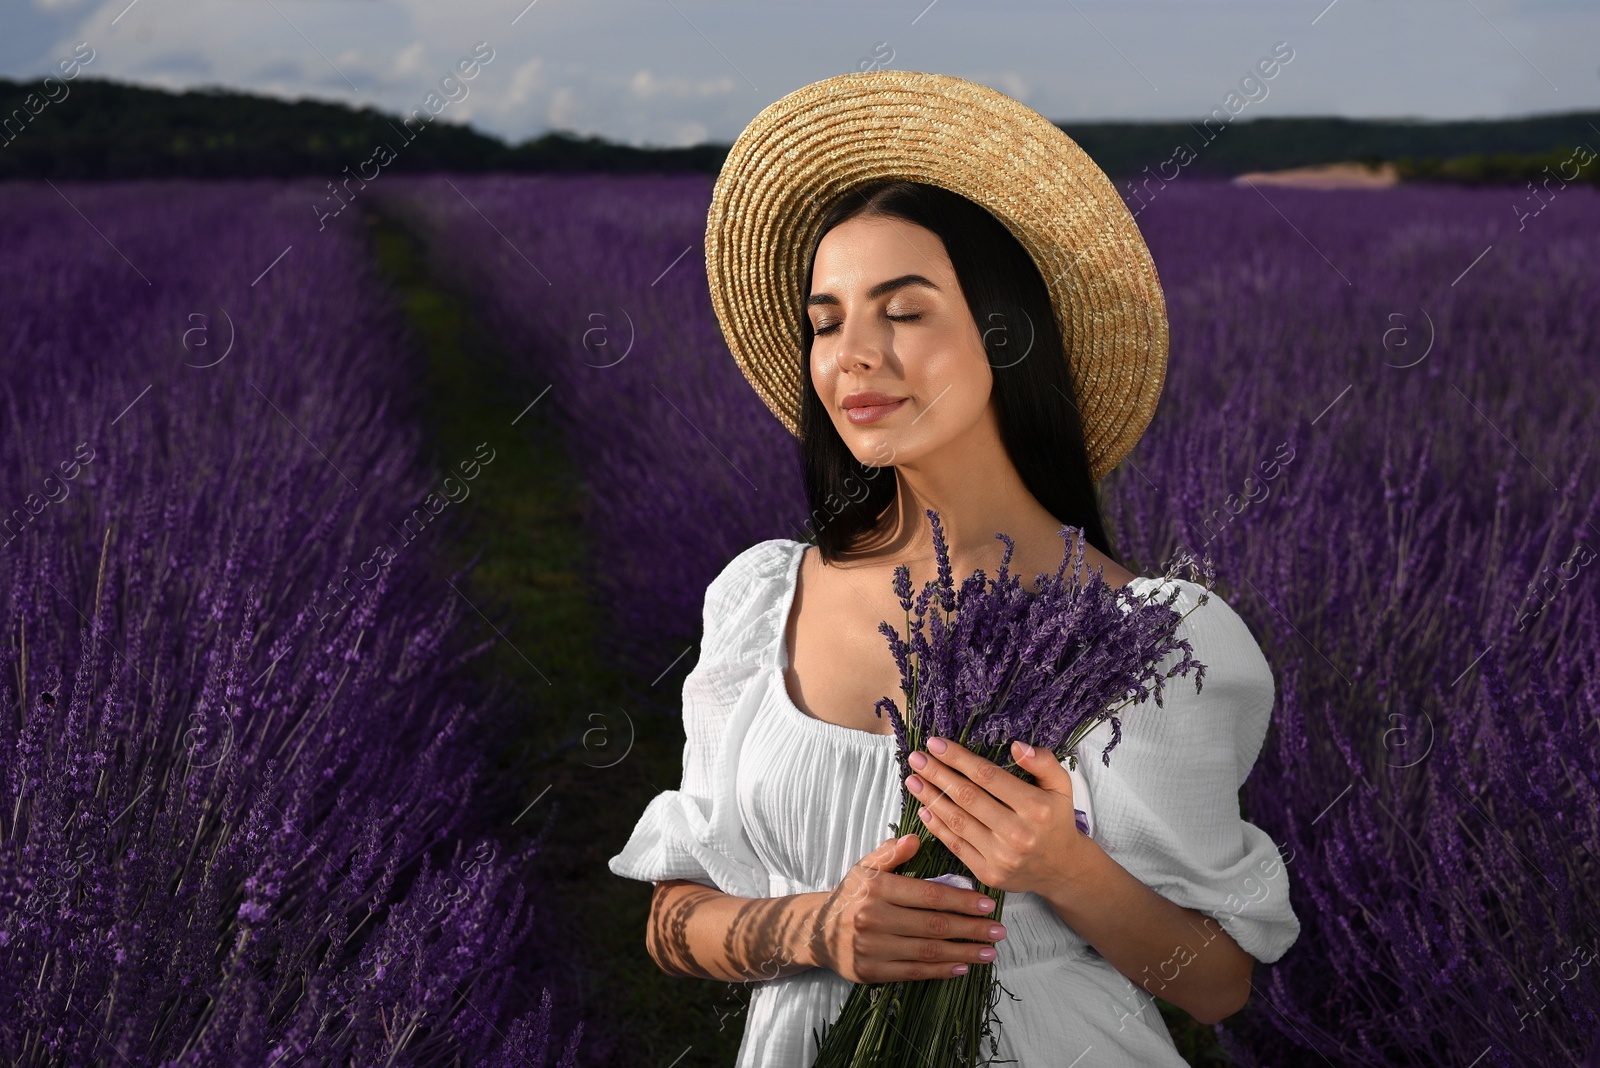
[829,312,886,373]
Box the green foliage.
[1392,145,1600,186]
[3,74,1598,182]
[0,76,727,179]
[1158,1000,1235,1066]
[1054,111,1600,180]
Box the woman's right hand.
[805,834,1008,983]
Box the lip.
[842,390,904,409]
[844,397,908,425]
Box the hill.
[3,75,1597,183]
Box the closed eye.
[813,313,920,336]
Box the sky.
[6,0,1599,148]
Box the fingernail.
[951,963,969,976]
[1014,740,1035,758]
[977,947,997,961]
[906,775,924,794]
[928,736,948,754]
[976,898,994,912]
[908,751,927,770]
[988,924,1007,940]
[917,806,930,822]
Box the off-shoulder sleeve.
[1079,579,1301,965]
[606,540,792,900]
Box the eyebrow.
[806,273,941,307]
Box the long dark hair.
[795,179,1121,568]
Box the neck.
[857,413,1070,575]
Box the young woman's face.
[806,214,996,470]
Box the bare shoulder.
[1009,530,1139,593]
[1080,541,1138,591]
[801,527,1138,592]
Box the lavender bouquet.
[812,509,1214,1067]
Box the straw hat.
[703,69,1169,484]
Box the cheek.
[908,338,992,426]
[811,355,833,388]
[811,357,839,404]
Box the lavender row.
[0,179,581,1066]
[1116,180,1599,1066]
[374,174,806,672]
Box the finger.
[908,760,1011,852]
[860,833,921,873]
[921,736,1038,811]
[848,929,999,983]
[874,892,1009,945]
[880,864,998,916]
[1012,739,1076,803]
[869,931,1002,969]
[839,836,921,908]
[868,956,985,983]
[916,802,997,870]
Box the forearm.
[1038,840,1253,1024]
[647,880,825,983]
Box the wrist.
[1039,834,1113,921]
[784,891,827,972]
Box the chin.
[837,424,902,457]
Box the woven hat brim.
[704,69,1168,483]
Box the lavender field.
[2,168,1594,1067]
[377,173,803,671]
[0,181,582,1065]
[380,173,1599,1066]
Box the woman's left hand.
[905,736,1095,896]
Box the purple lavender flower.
[384,172,1600,1063]
[0,180,581,1066]
[873,508,1208,778]
[816,508,1211,1065]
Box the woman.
[609,70,1299,1066]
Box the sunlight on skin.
[908,735,1254,1024]
[804,213,1135,590]
[649,212,1251,1026]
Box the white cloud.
[547,85,579,131]
[505,56,544,107]
[661,119,711,147]
[993,72,1029,103]
[628,68,737,101]
[391,41,427,81]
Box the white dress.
[609,538,1301,1067]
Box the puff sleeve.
[606,542,785,900]
[1077,578,1302,965]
